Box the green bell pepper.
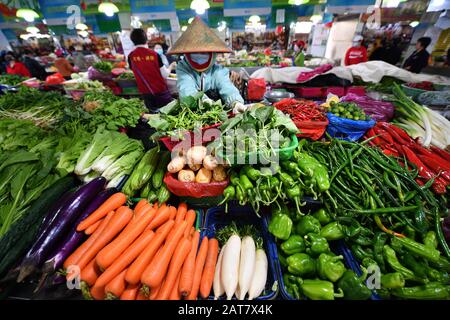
[320,222,344,241]
[317,253,346,282]
[299,279,344,300]
[391,282,450,300]
[381,272,405,289]
[337,269,372,300]
[281,235,306,255]
[313,208,331,226]
[296,215,321,236]
[278,253,288,269]
[305,233,330,257]
[269,213,293,240]
[286,253,316,277]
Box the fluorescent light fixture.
[181,25,188,31]
[310,14,322,24]
[16,8,39,23]
[249,15,261,24]
[217,21,227,32]
[78,30,89,38]
[190,0,210,15]
[188,17,194,24]
[409,21,420,27]
[294,21,313,33]
[76,23,88,31]
[98,2,119,17]
[131,16,142,28]
[26,26,40,34]
[288,0,309,5]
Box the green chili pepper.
[362,257,378,269]
[430,256,450,273]
[400,254,429,280]
[305,233,330,257]
[383,245,422,282]
[268,213,293,240]
[230,171,240,186]
[286,253,316,277]
[239,173,253,190]
[313,163,330,192]
[352,244,374,261]
[313,209,331,226]
[317,253,346,282]
[391,282,450,300]
[236,185,246,205]
[299,279,344,300]
[221,185,235,202]
[320,222,344,241]
[279,172,295,187]
[296,215,321,236]
[373,232,387,272]
[243,165,261,181]
[354,235,373,247]
[381,272,405,289]
[393,236,441,263]
[281,235,306,255]
[403,226,416,240]
[278,253,288,269]
[337,269,372,300]
[426,267,450,283]
[424,231,438,250]
[414,198,429,234]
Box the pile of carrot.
[63,193,219,300]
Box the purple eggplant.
[42,187,117,274]
[18,177,106,281]
[37,189,75,235]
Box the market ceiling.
[0,0,444,37]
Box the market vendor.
[168,17,245,114]
[403,37,431,74]
[344,35,368,66]
[293,40,306,67]
[5,54,31,78]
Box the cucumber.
[157,184,171,204]
[125,147,160,195]
[0,176,76,277]
[140,181,152,198]
[147,189,158,203]
[152,151,171,190]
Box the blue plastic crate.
[335,240,382,300]
[201,205,279,300]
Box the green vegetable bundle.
[0,74,26,86]
[93,61,114,74]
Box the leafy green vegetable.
[93,61,114,74]
[0,74,26,86]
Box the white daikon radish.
[213,244,226,300]
[238,235,256,300]
[221,234,241,300]
[235,283,241,300]
[247,248,268,300]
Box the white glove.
[202,96,214,105]
[232,102,247,114]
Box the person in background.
[69,45,89,72]
[403,37,431,73]
[5,54,31,77]
[128,28,174,112]
[369,38,387,62]
[344,35,368,66]
[53,50,74,79]
[293,40,306,67]
[169,17,245,114]
[22,49,47,80]
[154,43,170,68]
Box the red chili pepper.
[388,124,414,144]
[432,179,447,194]
[411,144,450,169]
[402,145,435,180]
[382,148,399,157]
[366,127,382,145]
[373,127,394,145]
[415,178,425,186]
[417,154,450,181]
[430,145,450,163]
[379,123,409,145]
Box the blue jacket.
[176,58,244,106]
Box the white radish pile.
[214,225,268,300]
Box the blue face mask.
[189,53,211,65]
[155,48,163,55]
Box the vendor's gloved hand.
[202,96,214,105]
[168,61,177,72]
[232,102,247,114]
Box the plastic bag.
[340,93,394,122]
[295,119,329,141]
[247,78,266,101]
[45,73,65,85]
[163,172,229,198]
[88,66,113,82]
[326,112,376,141]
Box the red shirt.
[6,62,31,77]
[128,47,168,95]
[344,46,368,66]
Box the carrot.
[96,207,156,270]
[64,211,114,270]
[184,209,196,237]
[179,231,200,297]
[149,281,162,300]
[120,283,140,300]
[85,218,103,235]
[199,238,219,298]
[77,193,127,231]
[169,206,177,220]
[190,226,195,237]
[175,202,188,223]
[125,220,174,285]
[186,237,209,300]
[147,206,171,230]
[104,269,127,299]
[135,203,154,219]
[90,284,106,300]
[134,199,148,213]
[94,229,155,287]
[75,207,133,271]
[169,272,182,300]
[80,258,102,287]
[141,221,187,288]
[156,237,191,300]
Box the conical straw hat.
[168,17,231,54]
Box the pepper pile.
[273,98,327,123]
[301,138,450,300]
[326,101,371,121]
[220,143,330,213]
[406,81,435,91]
[270,210,372,300]
[365,122,450,194]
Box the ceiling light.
[288,0,308,5]
[294,21,313,33]
[310,14,322,24]
[26,26,40,34]
[190,0,210,15]
[409,21,420,27]
[16,8,39,23]
[76,23,88,31]
[98,2,119,17]
[188,17,194,24]
[78,30,89,38]
[249,15,261,24]
[131,16,142,28]
[181,25,188,31]
[217,21,227,32]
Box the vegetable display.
[64,80,106,91]
[273,98,327,123]
[0,74,27,86]
[93,61,114,74]
[325,101,371,121]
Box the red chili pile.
[406,81,435,91]
[365,122,450,194]
[273,98,327,123]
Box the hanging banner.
[224,0,271,17]
[276,9,285,24]
[82,0,130,15]
[130,0,175,14]
[326,0,376,14]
